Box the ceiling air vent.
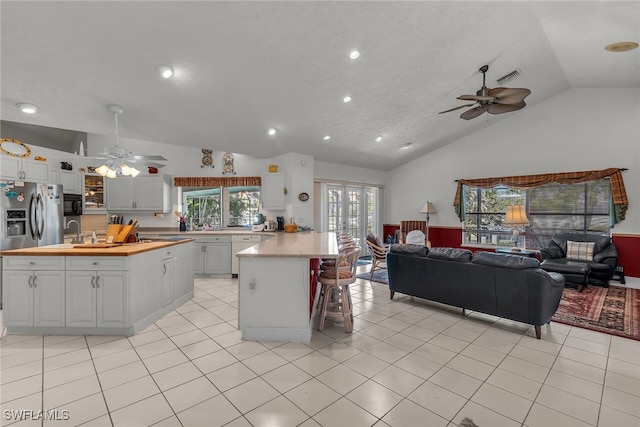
[496,69,521,86]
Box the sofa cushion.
[566,240,595,261]
[472,252,540,269]
[551,233,611,255]
[389,244,428,257]
[426,247,472,262]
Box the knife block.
[106,224,136,243]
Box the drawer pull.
[92,261,98,266]
[29,261,35,265]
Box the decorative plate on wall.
[0,138,31,157]
[298,192,309,202]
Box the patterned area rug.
[552,285,640,341]
[356,268,388,283]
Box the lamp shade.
[420,201,437,214]
[504,205,529,226]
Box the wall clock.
[0,138,31,157]
[298,192,309,202]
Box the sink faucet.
[66,220,84,244]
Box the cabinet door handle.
[91,276,96,288]
[163,264,167,274]
[32,275,37,287]
[96,276,101,288]
[28,275,33,287]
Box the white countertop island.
[237,231,338,342]
[2,240,194,336]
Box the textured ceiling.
[1,1,638,171]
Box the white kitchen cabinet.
[2,257,65,327]
[106,174,171,212]
[261,173,285,210]
[49,168,83,194]
[65,257,129,328]
[1,156,49,183]
[231,234,261,275]
[59,169,82,194]
[193,235,231,276]
[162,256,176,307]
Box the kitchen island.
[237,231,338,342]
[1,239,194,336]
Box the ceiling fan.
[439,65,531,120]
[93,104,167,178]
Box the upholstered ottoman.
[541,259,591,292]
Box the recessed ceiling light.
[267,127,277,136]
[323,135,331,141]
[155,65,174,78]
[604,41,639,52]
[16,103,37,114]
[375,135,383,142]
[401,143,412,150]
[343,96,352,103]
[349,50,360,60]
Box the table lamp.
[420,201,437,243]
[504,204,529,250]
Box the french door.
[325,184,378,252]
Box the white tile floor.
[1,272,639,427]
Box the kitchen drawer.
[196,235,231,243]
[3,256,65,270]
[231,234,262,243]
[66,257,129,271]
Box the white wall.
[386,88,640,234]
[88,135,317,228]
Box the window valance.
[174,176,261,188]
[453,168,628,226]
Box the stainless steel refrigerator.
[1,182,64,309]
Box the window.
[183,186,260,230]
[463,179,611,249]
[463,186,525,246]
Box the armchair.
[540,232,618,288]
[364,235,388,280]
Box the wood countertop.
[1,239,194,257]
[237,231,339,258]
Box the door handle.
[32,275,37,287]
[91,276,96,288]
[28,275,33,287]
[163,264,167,274]
[95,276,100,288]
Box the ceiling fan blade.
[438,104,476,114]
[488,87,531,99]
[488,101,526,114]
[457,94,494,102]
[494,94,530,105]
[132,155,167,162]
[460,104,489,120]
[130,160,167,169]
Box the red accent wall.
[612,234,640,278]
[427,225,640,278]
[383,224,400,241]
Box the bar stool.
[317,248,360,333]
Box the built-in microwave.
[63,193,83,216]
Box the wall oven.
[63,193,83,216]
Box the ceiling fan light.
[16,103,37,114]
[105,168,117,179]
[120,164,131,176]
[95,165,109,176]
[155,65,174,78]
[130,167,141,178]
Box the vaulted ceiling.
[1,1,638,170]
